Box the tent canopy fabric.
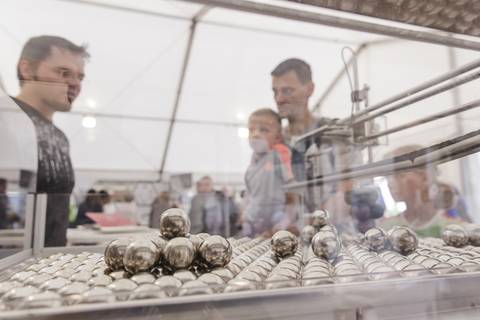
[1,0,479,182]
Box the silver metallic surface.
[87,275,113,287]
[164,237,195,270]
[224,278,259,293]
[130,272,156,284]
[210,267,235,282]
[442,224,469,247]
[70,271,93,283]
[312,210,330,228]
[39,277,71,291]
[311,233,341,261]
[179,280,213,296]
[271,230,298,258]
[104,238,131,270]
[22,291,62,310]
[364,228,388,252]
[154,276,182,297]
[24,273,54,287]
[159,208,191,238]
[465,224,480,246]
[123,239,159,274]
[188,234,204,252]
[388,226,418,255]
[129,284,166,300]
[108,270,129,280]
[81,287,116,304]
[199,235,232,268]
[301,225,316,244]
[107,279,138,301]
[173,270,197,283]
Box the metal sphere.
[87,275,113,287]
[154,275,182,297]
[465,224,480,246]
[311,232,341,261]
[39,277,71,291]
[123,239,159,274]
[104,238,131,270]
[81,287,116,304]
[364,228,388,252]
[199,235,232,268]
[159,208,191,238]
[387,226,418,255]
[130,284,167,300]
[22,291,62,310]
[130,272,156,285]
[164,237,195,270]
[301,225,316,244]
[271,230,298,259]
[442,224,469,247]
[188,234,204,252]
[312,210,330,228]
[149,236,168,263]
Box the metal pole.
[351,70,480,125]
[357,99,480,142]
[341,57,480,123]
[33,194,47,257]
[159,7,210,178]
[182,0,480,51]
[285,128,480,190]
[312,43,368,113]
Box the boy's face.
[248,115,280,153]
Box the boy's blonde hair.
[249,108,282,131]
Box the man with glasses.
[271,58,384,233]
[13,35,89,246]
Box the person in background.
[150,191,174,228]
[73,188,102,226]
[0,178,9,229]
[13,36,88,246]
[189,176,237,237]
[243,108,296,237]
[270,58,383,233]
[379,145,469,237]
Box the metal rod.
[352,70,480,125]
[285,129,480,190]
[341,56,480,123]
[159,8,209,177]
[182,0,480,51]
[357,99,480,142]
[58,0,191,21]
[312,43,368,113]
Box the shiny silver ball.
[442,224,469,247]
[199,235,232,268]
[465,224,480,246]
[388,226,418,255]
[364,228,388,252]
[130,284,167,300]
[164,237,195,270]
[188,234,204,252]
[154,276,182,297]
[104,238,131,270]
[301,225,316,244]
[123,239,159,274]
[22,291,62,310]
[312,210,330,228]
[271,230,298,259]
[160,208,191,238]
[311,232,341,261]
[149,236,168,263]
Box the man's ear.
[306,81,314,98]
[18,59,34,81]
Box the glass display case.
[2,0,480,319]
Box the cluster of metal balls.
[105,208,233,277]
[364,226,418,255]
[301,210,342,262]
[442,224,480,248]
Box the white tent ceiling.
[1,0,480,189]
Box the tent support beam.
[159,6,210,178]
[182,0,480,51]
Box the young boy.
[243,108,295,237]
